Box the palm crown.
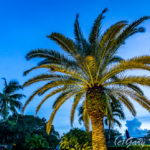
[23,9,150,150]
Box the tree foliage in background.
[23,8,150,150]
[0,78,25,120]
[24,134,49,150]
[0,115,60,150]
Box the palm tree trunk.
[91,116,107,150]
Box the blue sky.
[0,0,150,136]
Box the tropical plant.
[0,78,25,120]
[22,9,150,150]
[59,128,92,150]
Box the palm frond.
[117,94,136,116]
[89,8,107,46]
[104,76,150,87]
[47,32,76,56]
[96,21,128,79]
[108,16,150,57]
[35,87,66,115]
[100,61,150,85]
[71,93,83,126]
[46,90,83,134]
[82,104,90,132]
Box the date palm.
[0,78,25,120]
[22,9,150,150]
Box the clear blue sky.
[0,0,150,135]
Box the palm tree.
[0,78,25,120]
[22,9,150,150]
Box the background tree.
[0,115,60,150]
[22,9,150,150]
[24,134,49,150]
[0,78,25,120]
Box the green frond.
[128,94,150,111]
[26,49,63,60]
[126,84,144,95]
[74,14,82,42]
[105,99,113,123]
[74,14,89,56]
[26,48,78,69]
[38,80,84,96]
[110,76,144,96]
[46,65,90,86]
[104,76,150,87]
[96,21,128,79]
[70,93,83,126]
[46,90,84,134]
[52,88,85,109]
[118,94,136,116]
[46,96,69,134]
[35,87,66,115]
[89,8,107,45]
[22,84,50,114]
[23,80,78,113]
[24,64,50,76]
[23,74,76,87]
[47,32,76,55]
[82,105,90,132]
[109,16,150,56]
[38,58,78,69]
[128,55,150,64]
[100,61,150,85]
